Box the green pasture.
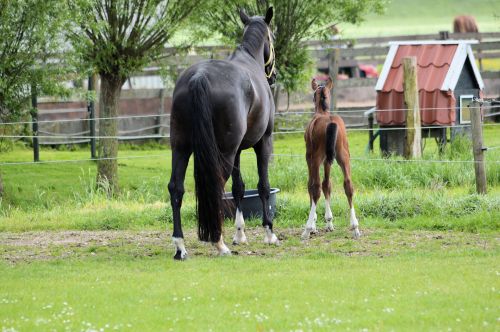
[342,0,500,37]
[0,236,498,331]
[1,127,499,331]
[0,128,499,232]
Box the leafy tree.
[0,0,69,197]
[67,0,202,194]
[200,0,385,96]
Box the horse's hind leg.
[231,150,247,245]
[254,135,279,245]
[302,155,321,239]
[322,161,334,231]
[338,155,361,239]
[212,152,235,256]
[168,147,191,260]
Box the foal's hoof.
[232,234,248,245]
[325,222,335,232]
[351,227,361,239]
[174,250,188,261]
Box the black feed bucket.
[222,188,280,219]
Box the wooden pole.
[368,113,374,152]
[31,83,39,162]
[328,48,339,112]
[158,88,168,143]
[88,75,97,159]
[402,56,422,159]
[470,99,487,194]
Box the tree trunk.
[97,74,122,194]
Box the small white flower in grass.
[382,308,394,313]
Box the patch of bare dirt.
[0,228,497,264]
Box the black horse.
[168,7,278,260]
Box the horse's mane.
[241,19,268,56]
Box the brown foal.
[302,77,361,239]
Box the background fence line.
[1,151,499,167]
[0,122,499,140]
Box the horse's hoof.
[174,250,188,261]
[264,233,279,245]
[219,248,232,256]
[325,223,334,232]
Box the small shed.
[375,40,484,155]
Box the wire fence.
[0,104,498,127]
[0,105,498,166]
[1,150,500,167]
[0,122,499,140]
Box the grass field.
[342,0,500,37]
[0,232,498,331]
[1,125,499,330]
[1,2,499,330]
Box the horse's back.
[171,59,273,151]
[453,15,479,33]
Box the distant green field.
[342,0,499,37]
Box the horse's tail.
[326,122,338,164]
[189,73,224,243]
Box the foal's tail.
[189,73,224,243]
[326,122,338,164]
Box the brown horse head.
[453,15,479,33]
[311,77,333,112]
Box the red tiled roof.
[377,44,458,126]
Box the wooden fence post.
[31,83,39,162]
[470,99,487,194]
[158,88,168,143]
[328,48,339,112]
[403,57,422,159]
[88,75,97,159]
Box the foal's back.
[305,113,349,160]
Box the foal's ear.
[239,8,250,25]
[311,78,318,91]
[326,76,334,90]
[264,7,273,24]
